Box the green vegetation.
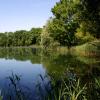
[72,40,100,57]
[4,71,100,100]
[0,0,100,99]
[0,0,100,50]
[45,78,87,100]
[0,47,99,99]
[0,28,42,47]
[41,0,100,49]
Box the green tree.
[0,27,42,47]
[0,33,7,47]
[30,28,42,44]
[7,32,14,46]
[41,19,54,49]
[49,0,79,48]
[76,0,100,38]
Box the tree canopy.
[41,0,100,48]
[0,28,42,47]
[0,0,100,48]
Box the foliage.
[76,0,100,38]
[0,47,100,99]
[45,76,87,100]
[6,73,33,100]
[94,78,100,99]
[72,40,100,57]
[0,28,42,47]
[0,33,7,46]
[75,30,96,44]
[48,0,79,48]
[43,0,100,48]
[0,0,100,48]
[41,19,60,49]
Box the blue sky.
[0,0,59,32]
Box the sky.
[0,0,59,32]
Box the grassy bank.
[51,39,100,57]
[0,40,99,57]
[72,40,100,57]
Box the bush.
[76,32,95,45]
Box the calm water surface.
[0,48,100,100]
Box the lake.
[0,47,100,100]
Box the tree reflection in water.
[0,47,99,100]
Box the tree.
[76,0,100,38]
[0,33,7,46]
[41,19,54,49]
[7,32,14,46]
[30,28,42,44]
[48,0,79,48]
[0,28,42,47]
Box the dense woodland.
[0,0,100,48]
[0,28,42,46]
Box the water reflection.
[2,73,51,100]
[0,47,100,100]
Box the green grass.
[72,40,100,57]
[46,79,87,100]
[43,39,100,57]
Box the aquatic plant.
[45,78,87,100]
[1,72,100,100]
[6,73,24,100]
[37,71,87,100]
[95,78,100,99]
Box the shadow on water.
[0,47,99,99]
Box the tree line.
[41,0,100,48]
[0,0,100,48]
[0,28,42,47]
